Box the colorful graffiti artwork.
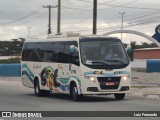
[40,67,60,90]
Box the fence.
[0,64,21,76]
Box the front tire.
[114,93,125,100]
[71,83,83,101]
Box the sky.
[0,0,160,44]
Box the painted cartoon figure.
[46,67,54,90]
[41,67,60,90]
[41,68,47,86]
[52,69,60,88]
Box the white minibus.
[21,34,130,101]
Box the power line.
[0,7,43,25]
[77,0,160,10]
[99,0,140,10]
[31,26,48,34]
[126,10,160,22]
[128,15,160,25]
[9,11,48,26]
[62,0,160,26]
[127,17,160,27]
[29,33,47,38]
[63,0,139,11]
[19,26,48,38]
[101,3,160,10]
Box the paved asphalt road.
[0,79,160,120]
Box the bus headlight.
[121,76,129,81]
[83,76,95,82]
[89,77,95,81]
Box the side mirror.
[125,44,131,54]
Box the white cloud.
[109,33,127,38]
[0,33,16,40]
[0,27,3,33]
[0,0,159,41]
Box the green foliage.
[130,41,158,49]
[0,41,23,56]
[0,57,21,64]
[0,40,23,63]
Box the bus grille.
[97,77,120,90]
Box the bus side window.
[63,43,80,66]
[22,50,28,61]
[29,49,42,62]
[43,50,53,62]
[40,42,64,63]
[72,50,80,66]
[22,43,30,61]
[71,42,80,66]
[53,44,64,63]
[63,45,72,63]
[56,52,63,63]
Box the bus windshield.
[80,38,129,69]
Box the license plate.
[106,82,115,86]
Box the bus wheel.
[34,79,41,97]
[114,93,125,100]
[34,79,50,97]
[71,83,83,101]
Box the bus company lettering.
[93,71,103,75]
[114,71,123,75]
[33,64,41,69]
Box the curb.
[127,93,160,100]
[128,87,160,100]
[0,77,21,81]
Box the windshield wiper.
[105,59,126,64]
[91,61,108,65]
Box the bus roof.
[24,35,119,42]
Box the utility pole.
[43,5,57,34]
[57,0,61,34]
[119,12,125,41]
[27,27,32,38]
[93,0,97,35]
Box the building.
[133,47,160,59]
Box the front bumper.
[81,86,130,95]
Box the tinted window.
[22,42,43,62]
[42,42,64,63]
[63,41,80,66]
[22,41,80,66]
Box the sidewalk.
[128,88,160,100]
[0,77,21,81]
[129,69,160,100]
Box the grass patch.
[0,57,21,63]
